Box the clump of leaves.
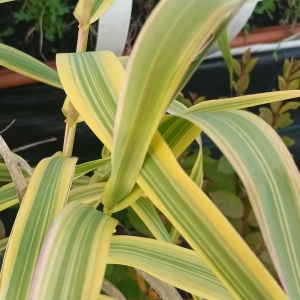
[14,0,70,42]
[249,0,300,27]
[254,0,277,19]
[231,48,259,96]
[259,58,300,146]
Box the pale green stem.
[63,0,92,157]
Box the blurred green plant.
[232,48,259,96]
[248,0,300,27]
[14,0,70,42]
[259,58,300,146]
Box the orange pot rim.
[1,23,300,90]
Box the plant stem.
[62,7,91,158]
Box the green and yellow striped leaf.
[217,28,233,87]
[56,45,285,297]
[68,182,105,207]
[178,110,300,299]
[108,236,233,300]
[74,0,114,27]
[190,136,203,187]
[0,154,77,299]
[29,202,118,300]
[136,131,286,299]
[105,0,240,208]
[0,44,61,88]
[55,0,295,295]
[131,197,171,242]
[0,163,13,183]
[0,237,8,252]
[182,90,300,113]
[90,0,115,24]
[0,161,30,183]
[56,51,123,148]
[74,157,111,179]
[0,182,19,211]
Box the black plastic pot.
[1,46,300,167]
[0,83,102,165]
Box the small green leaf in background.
[278,76,286,90]
[279,101,300,114]
[283,59,292,79]
[244,232,277,277]
[217,155,235,174]
[232,59,241,77]
[209,190,244,218]
[217,28,233,88]
[270,101,282,113]
[281,136,295,147]
[228,217,243,233]
[105,265,146,300]
[274,112,293,129]
[244,57,259,75]
[126,207,152,237]
[203,156,237,194]
[286,79,300,90]
[242,48,251,66]
[236,75,250,95]
[247,210,259,228]
[244,232,264,252]
[259,107,273,125]
[260,249,278,278]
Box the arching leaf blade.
[0,154,77,299]
[183,90,300,113]
[108,236,233,300]
[56,51,123,148]
[135,131,286,300]
[131,197,171,242]
[179,110,300,299]
[29,202,118,300]
[0,44,61,88]
[107,0,240,208]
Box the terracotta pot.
[1,23,300,90]
[230,23,300,48]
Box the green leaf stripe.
[0,44,61,88]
